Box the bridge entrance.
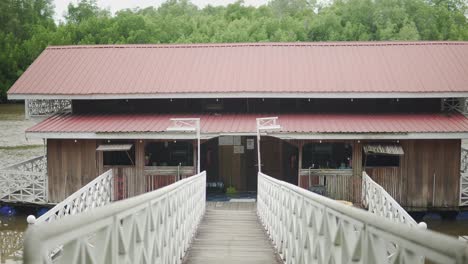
[201,136,298,192]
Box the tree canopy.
[1,0,468,101]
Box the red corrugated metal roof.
[27,113,468,134]
[8,42,468,98]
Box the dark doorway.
[261,137,298,185]
[200,138,219,183]
[244,137,258,191]
[282,141,299,185]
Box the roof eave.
[8,92,468,100]
[25,131,468,140]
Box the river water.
[0,104,467,263]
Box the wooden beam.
[297,141,304,187]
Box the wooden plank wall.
[364,140,460,210]
[292,139,461,209]
[399,139,460,210]
[365,167,402,203]
[47,139,98,203]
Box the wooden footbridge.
[18,170,468,264]
[183,202,281,264]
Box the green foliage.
[1,0,468,101]
[226,186,237,195]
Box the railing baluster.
[0,156,48,204]
[23,171,206,264]
[257,172,468,264]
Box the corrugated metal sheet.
[96,144,133,151]
[27,113,468,134]
[8,42,468,96]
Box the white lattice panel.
[460,173,468,206]
[257,172,468,264]
[0,156,48,204]
[362,172,419,227]
[23,171,206,264]
[461,148,468,173]
[26,99,71,117]
[35,170,114,224]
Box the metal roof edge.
[43,41,468,50]
[9,92,468,100]
[25,131,468,140]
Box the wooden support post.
[352,140,363,203]
[193,141,197,173]
[24,99,30,120]
[135,139,145,195]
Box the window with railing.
[145,141,193,166]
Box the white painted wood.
[257,172,468,264]
[23,171,206,264]
[362,172,424,228]
[25,99,30,119]
[31,169,114,225]
[9,92,468,101]
[461,148,468,173]
[25,99,71,117]
[460,173,468,206]
[0,156,48,204]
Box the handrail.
[23,171,206,264]
[362,171,425,228]
[0,156,48,204]
[0,155,47,173]
[257,172,468,264]
[27,169,114,225]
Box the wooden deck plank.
[183,202,282,264]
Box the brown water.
[0,104,44,264]
[0,213,28,264]
[425,214,468,237]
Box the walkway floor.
[183,201,282,264]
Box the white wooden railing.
[23,171,206,264]
[362,171,425,228]
[0,156,48,204]
[27,170,114,225]
[461,172,468,206]
[460,147,468,206]
[257,172,468,264]
[461,147,468,173]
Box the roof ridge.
[46,41,468,50]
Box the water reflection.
[0,214,27,264]
[424,213,468,238]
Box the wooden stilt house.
[7,42,468,211]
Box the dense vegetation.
[1,0,468,101]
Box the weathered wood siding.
[364,140,460,210]
[365,167,402,203]
[399,139,460,210]
[293,139,461,209]
[47,139,98,203]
